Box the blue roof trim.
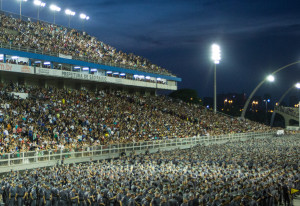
[0,48,182,82]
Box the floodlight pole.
[20,0,22,20]
[37,6,40,21]
[241,60,300,119]
[270,85,295,126]
[214,63,217,113]
[53,11,56,24]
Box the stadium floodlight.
[211,43,221,113]
[33,0,46,21]
[50,4,61,24]
[65,9,76,27]
[18,0,28,20]
[65,9,75,16]
[266,75,275,82]
[211,44,221,64]
[79,13,89,30]
[241,60,300,120]
[80,13,87,19]
[50,4,61,11]
[295,83,300,89]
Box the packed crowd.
[0,83,275,154]
[275,106,299,118]
[0,136,299,206]
[0,12,173,76]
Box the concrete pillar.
[284,117,290,128]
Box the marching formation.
[0,136,299,206]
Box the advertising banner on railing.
[0,63,34,74]
[59,53,72,59]
[9,92,29,99]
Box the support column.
[29,59,32,66]
[3,54,6,63]
[284,117,290,128]
[51,62,54,69]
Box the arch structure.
[274,106,299,127]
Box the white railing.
[0,132,275,168]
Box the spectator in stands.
[0,13,174,76]
[0,82,276,154]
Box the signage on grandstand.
[59,54,72,60]
[0,63,177,90]
[61,71,107,82]
[36,68,62,76]
[9,92,29,99]
[0,63,34,74]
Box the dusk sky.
[2,0,300,100]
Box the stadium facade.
[0,43,181,94]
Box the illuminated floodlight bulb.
[266,75,275,82]
[211,44,221,64]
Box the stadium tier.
[0,11,181,92]
[0,83,275,154]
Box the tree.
[169,88,202,105]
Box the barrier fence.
[0,132,276,168]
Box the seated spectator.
[0,82,276,153]
[0,13,175,76]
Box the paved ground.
[294,195,300,206]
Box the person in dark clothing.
[16,183,26,206]
[9,183,16,206]
[78,186,85,206]
[51,184,59,206]
[151,192,161,206]
[282,184,290,206]
[69,187,79,206]
[43,185,52,206]
[30,185,38,206]
[59,186,69,206]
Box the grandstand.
[0,9,277,159]
[0,10,181,94]
[0,8,299,206]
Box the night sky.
[2,0,300,101]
